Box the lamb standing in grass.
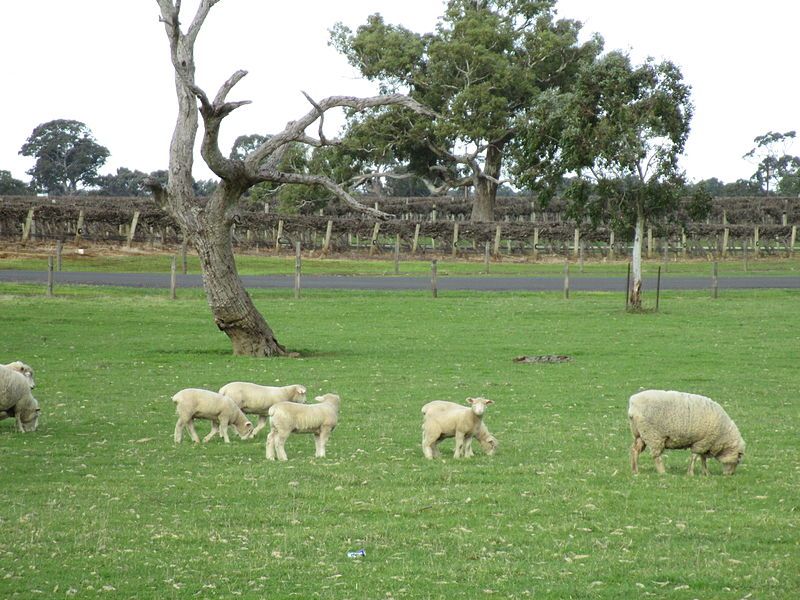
[421,398,494,459]
[266,393,340,461]
[173,388,253,443]
[0,362,40,432]
[628,390,745,475]
[421,400,498,458]
[218,382,306,438]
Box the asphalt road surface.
[1,270,798,291]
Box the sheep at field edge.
[2,361,35,389]
[172,388,253,444]
[218,382,306,438]
[628,390,745,475]
[421,398,494,459]
[0,363,40,432]
[266,393,340,461]
[420,400,498,458]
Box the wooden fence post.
[493,225,502,257]
[56,240,63,271]
[181,240,188,274]
[170,256,177,300]
[74,210,85,244]
[294,241,301,299]
[681,229,687,259]
[46,256,54,297]
[369,222,381,256]
[394,234,400,275]
[412,223,421,254]
[647,227,653,259]
[573,228,580,258]
[532,227,539,261]
[483,241,490,274]
[275,219,284,251]
[431,259,438,298]
[322,220,333,255]
[22,208,34,242]
[609,230,615,261]
[563,260,570,300]
[126,210,140,248]
[451,223,459,257]
[722,227,729,258]
[753,226,760,258]
[791,225,797,254]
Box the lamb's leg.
[630,436,646,474]
[251,415,267,438]
[219,417,231,443]
[315,428,330,458]
[174,419,184,443]
[463,435,474,458]
[700,454,709,476]
[688,453,699,476]
[453,431,466,458]
[266,431,276,460]
[186,420,201,443]
[421,429,435,459]
[651,448,666,474]
[275,432,289,461]
[203,420,220,443]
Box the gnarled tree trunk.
[470,143,503,222]
[629,207,645,310]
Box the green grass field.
[1,282,798,598]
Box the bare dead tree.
[148,0,434,356]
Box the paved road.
[1,269,798,291]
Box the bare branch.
[301,91,328,145]
[255,170,396,219]
[185,0,221,46]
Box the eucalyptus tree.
[743,130,798,195]
[520,52,693,309]
[19,119,109,195]
[148,0,433,356]
[332,0,601,221]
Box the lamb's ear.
[467,397,475,404]
[485,399,494,405]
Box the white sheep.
[421,400,498,458]
[421,398,494,459]
[2,361,35,389]
[172,388,253,444]
[628,389,746,475]
[218,382,306,438]
[266,393,340,461]
[0,363,40,432]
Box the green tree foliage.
[526,52,693,308]
[95,167,150,196]
[0,170,32,195]
[331,0,601,220]
[19,119,110,195]
[743,130,798,195]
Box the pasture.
[0,282,798,598]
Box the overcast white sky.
[1,0,797,186]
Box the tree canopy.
[0,170,32,195]
[331,0,602,220]
[19,119,109,195]
[743,130,799,195]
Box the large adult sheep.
[628,390,745,475]
[172,388,253,444]
[218,382,306,438]
[421,399,498,458]
[0,363,40,432]
[266,393,340,461]
[421,398,494,459]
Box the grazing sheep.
[172,388,253,444]
[421,398,494,459]
[2,361,35,389]
[421,400,498,458]
[0,363,40,432]
[628,390,746,475]
[266,393,340,461]
[218,382,306,438]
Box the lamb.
[0,363,40,432]
[172,388,253,444]
[628,390,746,475]
[421,398,494,459]
[2,361,35,389]
[218,382,306,438]
[266,393,340,461]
